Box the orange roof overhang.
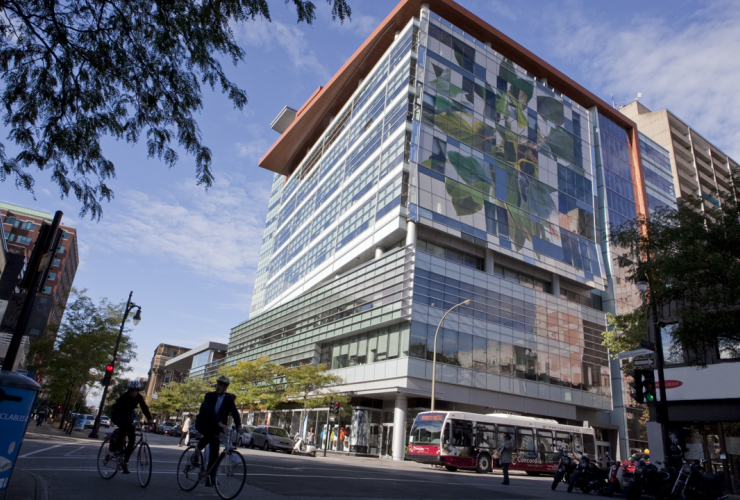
[258,0,637,177]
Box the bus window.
[517,428,535,458]
[498,425,515,454]
[556,432,572,457]
[583,433,596,458]
[573,433,584,457]
[537,430,557,463]
[409,413,445,445]
[442,420,474,457]
[442,422,451,447]
[476,423,496,450]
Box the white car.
[232,425,255,448]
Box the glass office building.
[225,0,653,460]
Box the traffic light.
[102,364,114,386]
[643,370,657,403]
[329,400,340,414]
[629,370,644,404]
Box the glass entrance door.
[381,424,394,457]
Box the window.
[52,258,61,267]
[57,245,65,254]
[43,286,53,294]
[47,272,56,281]
[16,235,32,245]
[20,221,36,230]
[6,233,14,242]
[4,216,19,227]
[62,231,69,239]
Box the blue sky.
[2,0,738,385]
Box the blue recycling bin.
[0,370,40,492]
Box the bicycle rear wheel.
[136,442,152,488]
[214,450,246,500]
[97,437,118,479]
[177,447,202,492]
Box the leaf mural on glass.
[445,178,489,216]
[537,96,564,126]
[543,126,575,165]
[448,151,492,186]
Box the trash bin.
[0,370,41,492]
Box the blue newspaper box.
[0,370,40,491]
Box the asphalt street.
[15,426,585,500]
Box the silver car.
[250,426,294,453]
[100,416,111,428]
[231,425,255,448]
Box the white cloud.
[234,19,328,80]
[235,138,269,162]
[548,1,740,159]
[81,173,270,286]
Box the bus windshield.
[409,413,445,445]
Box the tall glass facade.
[223,3,658,460]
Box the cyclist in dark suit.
[110,380,152,473]
[193,375,242,486]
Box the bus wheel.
[444,466,458,472]
[476,453,491,474]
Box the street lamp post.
[89,291,141,439]
[636,279,670,458]
[430,300,471,412]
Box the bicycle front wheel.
[137,442,152,488]
[97,437,118,480]
[214,450,246,500]
[177,447,202,492]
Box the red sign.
[658,380,683,389]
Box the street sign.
[618,348,655,359]
[634,358,655,367]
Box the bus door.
[515,428,536,469]
[536,430,559,471]
[441,419,475,467]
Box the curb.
[24,471,49,500]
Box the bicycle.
[177,430,247,500]
[97,421,152,488]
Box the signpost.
[618,348,655,359]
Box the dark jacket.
[195,392,241,435]
[110,392,152,422]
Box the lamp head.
[463,299,471,305]
[132,307,142,326]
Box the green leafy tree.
[283,363,343,433]
[610,182,740,365]
[217,356,285,410]
[149,377,210,419]
[104,377,131,410]
[26,288,137,428]
[601,305,648,373]
[0,0,351,218]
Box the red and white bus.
[406,411,596,474]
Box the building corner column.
[406,220,417,247]
[552,273,561,297]
[392,394,408,461]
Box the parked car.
[158,421,178,435]
[144,422,157,433]
[75,414,96,430]
[250,426,294,453]
[231,425,255,447]
[622,452,650,479]
[170,424,183,437]
[100,416,111,428]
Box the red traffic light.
[105,365,114,373]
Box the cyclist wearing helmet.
[110,380,152,473]
[193,375,242,486]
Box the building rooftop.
[164,341,228,373]
[258,0,638,177]
[0,202,55,222]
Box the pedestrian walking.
[36,404,48,426]
[179,414,192,447]
[307,430,315,445]
[498,433,515,485]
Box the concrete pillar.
[485,248,495,274]
[392,394,408,461]
[406,220,417,246]
[552,273,561,297]
[375,247,386,259]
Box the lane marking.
[64,446,86,456]
[18,444,66,458]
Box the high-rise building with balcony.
[620,101,739,208]
[221,0,657,461]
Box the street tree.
[27,288,137,428]
[218,356,285,410]
[0,0,351,219]
[283,363,343,434]
[601,305,648,373]
[104,377,132,410]
[149,377,210,420]
[609,184,740,365]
